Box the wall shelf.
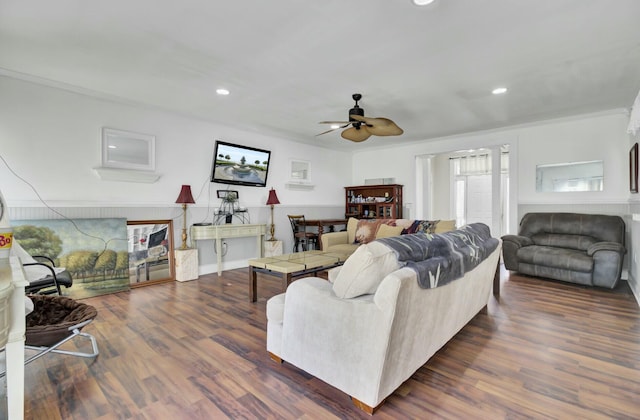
[94,167,161,183]
[285,182,315,190]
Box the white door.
[466,175,493,229]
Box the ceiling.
[1,0,639,151]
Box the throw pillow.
[401,220,439,235]
[332,241,401,299]
[375,224,403,239]
[354,219,397,244]
[435,220,456,233]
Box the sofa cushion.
[327,243,360,254]
[346,217,358,244]
[354,219,398,244]
[435,220,456,234]
[517,245,594,272]
[375,224,404,239]
[333,241,401,298]
[530,233,598,251]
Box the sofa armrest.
[280,277,398,407]
[587,241,626,256]
[320,231,349,250]
[587,242,626,288]
[501,235,533,270]
[501,234,533,247]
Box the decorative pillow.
[434,220,456,234]
[332,242,401,298]
[401,220,439,235]
[375,224,403,239]
[346,217,359,244]
[354,219,397,244]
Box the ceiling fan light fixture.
[413,0,436,6]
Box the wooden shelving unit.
[344,184,403,219]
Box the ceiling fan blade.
[316,122,353,136]
[319,120,351,125]
[316,127,341,136]
[350,115,404,136]
[341,126,372,142]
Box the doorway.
[417,144,512,237]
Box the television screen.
[210,140,271,187]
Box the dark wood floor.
[8,266,640,419]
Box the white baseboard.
[198,259,249,276]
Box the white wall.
[0,76,350,207]
[0,76,351,272]
[352,111,630,233]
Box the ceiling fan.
[317,93,403,142]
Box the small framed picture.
[630,143,638,193]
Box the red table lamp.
[265,188,280,241]
[175,185,195,249]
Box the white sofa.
[266,227,501,413]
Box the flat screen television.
[210,140,271,187]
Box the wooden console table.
[191,224,266,276]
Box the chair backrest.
[287,215,307,234]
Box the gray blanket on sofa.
[376,223,499,289]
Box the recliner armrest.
[501,234,533,271]
[587,241,626,256]
[501,234,534,248]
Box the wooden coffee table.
[248,250,350,302]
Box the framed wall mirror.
[536,160,604,192]
[127,220,174,287]
[102,127,156,171]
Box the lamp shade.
[266,188,280,205]
[175,185,195,204]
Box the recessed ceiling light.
[216,88,230,96]
[413,0,436,5]
[492,87,508,95]
[331,124,340,129]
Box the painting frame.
[127,219,175,287]
[630,143,638,193]
[11,217,130,299]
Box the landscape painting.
[11,217,130,299]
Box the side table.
[175,248,199,282]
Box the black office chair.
[287,215,318,252]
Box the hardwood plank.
[4,265,638,419]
